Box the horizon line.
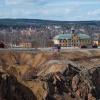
[0,18,100,22]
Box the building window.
[64,40,66,43]
[61,40,63,42]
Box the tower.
[71,27,75,34]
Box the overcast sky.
[0,0,100,21]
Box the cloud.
[4,0,48,5]
[4,0,100,6]
[36,6,74,16]
[5,0,22,5]
[0,6,33,18]
[0,0,100,20]
[87,9,100,16]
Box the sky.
[0,0,100,21]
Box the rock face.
[90,67,100,99]
[42,66,98,100]
[25,64,99,100]
[0,51,100,100]
[0,71,36,100]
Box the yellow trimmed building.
[53,29,92,47]
[19,42,32,48]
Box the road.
[0,47,100,53]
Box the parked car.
[81,45,87,48]
[0,41,5,48]
[52,44,61,52]
[92,44,98,48]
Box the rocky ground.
[0,50,100,100]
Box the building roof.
[53,33,91,40]
[78,33,91,39]
[54,34,72,40]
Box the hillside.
[0,19,100,26]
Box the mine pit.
[0,50,100,100]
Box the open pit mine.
[0,50,100,100]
